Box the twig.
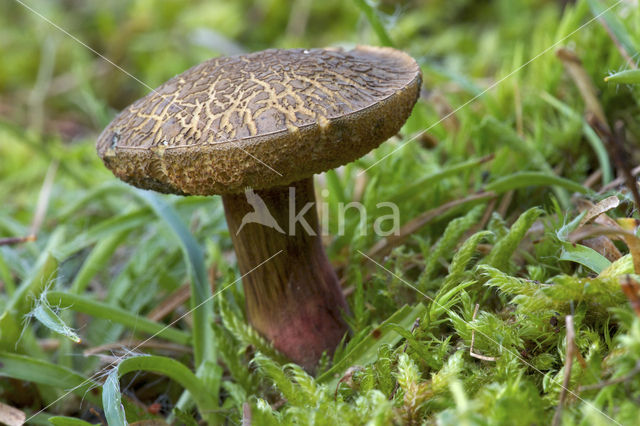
[578,360,640,392]
[470,304,497,362]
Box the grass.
[2,0,640,424]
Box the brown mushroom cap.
[97,46,421,195]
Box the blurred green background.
[3,0,640,424]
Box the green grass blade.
[559,242,611,273]
[102,370,128,426]
[391,156,493,203]
[0,232,60,349]
[45,291,190,345]
[0,351,97,402]
[49,417,99,426]
[0,248,17,295]
[133,190,215,368]
[116,355,218,416]
[32,300,81,343]
[57,182,128,222]
[351,0,393,46]
[69,229,130,294]
[485,172,589,195]
[55,210,152,260]
[587,0,638,58]
[555,211,611,273]
[605,69,640,84]
[541,92,612,184]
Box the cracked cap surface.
[96,45,422,195]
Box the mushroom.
[96,46,421,370]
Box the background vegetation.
[2,0,640,424]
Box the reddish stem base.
[222,177,348,371]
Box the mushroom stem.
[222,177,349,371]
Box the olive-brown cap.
[96,46,421,195]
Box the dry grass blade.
[553,315,578,426]
[556,48,609,127]
[567,224,634,243]
[496,190,514,219]
[598,165,640,193]
[590,118,640,212]
[582,169,603,189]
[429,91,460,133]
[367,191,496,258]
[558,48,640,213]
[573,196,623,260]
[0,402,25,426]
[568,221,640,272]
[577,196,620,228]
[620,275,640,318]
[146,283,191,322]
[0,235,37,246]
[335,366,364,400]
[83,339,192,357]
[469,304,497,362]
[242,402,252,426]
